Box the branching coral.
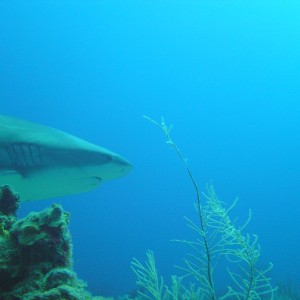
[131,117,277,300]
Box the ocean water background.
[0,1,299,297]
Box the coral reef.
[0,185,92,300]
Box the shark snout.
[112,155,132,177]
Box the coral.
[275,281,300,300]
[0,184,20,216]
[0,185,92,300]
[131,251,166,300]
[132,117,277,299]
[10,203,71,268]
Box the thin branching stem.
[144,116,216,299]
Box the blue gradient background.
[0,1,299,297]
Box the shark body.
[0,115,132,201]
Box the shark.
[0,114,132,201]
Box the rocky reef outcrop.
[0,185,92,300]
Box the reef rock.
[0,185,92,300]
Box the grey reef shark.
[0,114,132,201]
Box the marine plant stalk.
[144,116,216,299]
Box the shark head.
[0,114,132,201]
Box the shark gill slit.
[28,144,42,166]
[6,144,20,167]
[6,143,42,169]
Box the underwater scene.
[0,1,299,299]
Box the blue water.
[0,1,299,297]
